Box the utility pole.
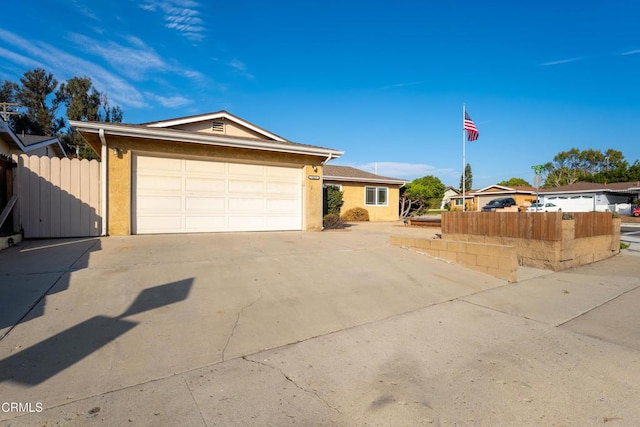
[0,102,19,121]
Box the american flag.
[464,111,479,141]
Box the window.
[323,183,342,190]
[365,186,388,206]
[455,199,463,206]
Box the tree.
[400,175,445,217]
[12,68,64,136]
[497,177,531,187]
[459,163,472,192]
[543,147,634,187]
[56,76,123,159]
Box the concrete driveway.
[1,222,640,425]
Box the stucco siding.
[338,182,400,221]
[171,121,266,139]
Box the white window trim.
[454,198,463,206]
[364,186,389,206]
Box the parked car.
[527,202,562,212]
[633,206,640,217]
[481,197,516,212]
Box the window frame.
[364,186,389,206]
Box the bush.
[341,207,370,222]
[324,186,344,215]
[323,213,345,229]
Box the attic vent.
[211,120,225,133]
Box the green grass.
[620,242,631,250]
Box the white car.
[527,202,561,212]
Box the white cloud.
[0,28,146,108]
[379,81,422,90]
[146,93,192,108]
[228,59,254,80]
[539,57,582,66]
[138,0,206,41]
[351,162,456,180]
[621,49,640,56]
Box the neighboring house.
[449,184,537,211]
[440,186,460,210]
[71,111,343,235]
[0,120,66,157]
[322,165,406,221]
[538,181,640,213]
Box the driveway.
[1,222,640,425]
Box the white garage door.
[133,155,302,234]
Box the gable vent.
[211,120,225,133]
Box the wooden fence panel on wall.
[574,212,614,238]
[442,212,562,241]
[17,155,101,238]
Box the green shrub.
[562,212,574,220]
[341,207,370,222]
[324,186,344,215]
[323,213,345,229]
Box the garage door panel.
[137,156,182,171]
[185,177,225,192]
[266,199,298,212]
[228,197,265,212]
[134,155,301,234]
[185,216,226,231]
[185,197,225,211]
[186,159,225,174]
[228,163,264,176]
[137,175,182,191]
[267,182,298,195]
[137,195,182,211]
[228,180,265,193]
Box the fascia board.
[145,112,287,142]
[324,176,407,185]
[71,121,343,158]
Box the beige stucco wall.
[337,182,400,222]
[0,139,9,156]
[101,135,324,235]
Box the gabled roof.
[143,110,289,142]
[539,181,640,194]
[0,120,66,157]
[70,117,343,159]
[323,165,406,185]
[474,184,536,194]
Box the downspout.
[322,152,333,165]
[99,129,108,236]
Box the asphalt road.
[621,224,640,244]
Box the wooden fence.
[574,212,616,238]
[16,155,101,238]
[442,211,616,241]
[442,212,563,241]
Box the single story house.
[440,186,461,210]
[449,185,537,211]
[71,111,343,235]
[322,165,406,221]
[0,120,66,158]
[538,181,640,213]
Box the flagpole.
[462,103,466,212]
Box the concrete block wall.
[390,236,518,282]
[443,217,621,271]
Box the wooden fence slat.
[18,155,101,238]
[50,157,61,238]
[39,156,51,238]
[60,157,72,237]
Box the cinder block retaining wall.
[444,218,621,271]
[390,236,518,282]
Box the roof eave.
[324,175,407,185]
[70,121,343,159]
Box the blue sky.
[2,0,640,188]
